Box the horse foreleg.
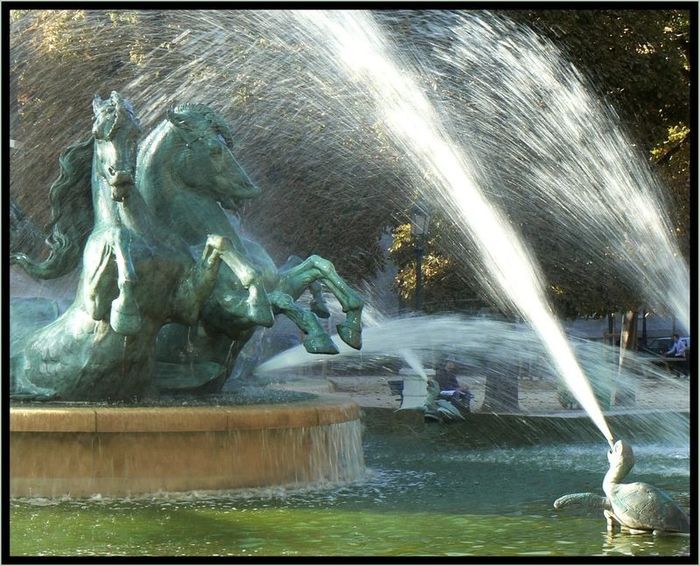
[10,354,59,401]
[175,234,230,326]
[269,290,338,354]
[278,255,363,349]
[84,239,118,322]
[109,228,142,336]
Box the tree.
[506,9,691,264]
[9,9,691,316]
[385,9,691,320]
[380,9,691,412]
[388,217,496,314]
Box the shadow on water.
[8,494,691,557]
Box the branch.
[653,131,689,167]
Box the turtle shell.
[609,482,689,533]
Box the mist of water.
[293,10,614,445]
[10,12,687,326]
[258,313,673,383]
[258,312,690,442]
[424,13,689,332]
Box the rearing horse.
[12,92,143,335]
[137,103,363,392]
[11,92,236,400]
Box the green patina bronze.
[138,103,362,393]
[553,439,689,534]
[10,92,363,401]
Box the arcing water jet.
[294,10,614,445]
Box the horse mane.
[15,136,95,279]
[172,103,236,148]
[167,103,252,212]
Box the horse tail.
[11,136,95,279]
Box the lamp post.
[410,199,431,312]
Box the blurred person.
[435,356,473,411]
[665,334,688,378]
[664,334,686,358]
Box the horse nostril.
[108,166,116,176]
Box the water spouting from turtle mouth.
[294,10,614,446]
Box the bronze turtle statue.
[554,439,689,535]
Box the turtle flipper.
[554,492,610,511]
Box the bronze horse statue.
[137,103,363,392]
[10,93,240,400]
[10,93,364,399]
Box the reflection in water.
[601,531,667,557]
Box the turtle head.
[607,439,635,480]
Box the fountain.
[8,8,691,558]
[9,90,366,494]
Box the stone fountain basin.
[10,399,363,497]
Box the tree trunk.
[614,309,638,406]
[481,367,520,412]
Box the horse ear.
[93,94,103,116]
[167,108,193,133]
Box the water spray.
[294,10,614,446]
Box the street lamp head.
[410,198,431,238]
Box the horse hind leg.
[279,255,363,349]
[269,290,338,354]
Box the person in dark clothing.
[435,357,473,411]
[664,334,689,377]
[436,358,461,390]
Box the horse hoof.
[10,386,59,402]
[303,335,339,355]
[110,298,143,336]
[310,300,331,319]
[336,322,361,350]
[247,305,275,328]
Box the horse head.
[92,91,140,202]
[165,104,260,209]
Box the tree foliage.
[508,9,691,261]
[510,9,691,315]
[388,9,691,318]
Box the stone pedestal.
[10,400,364,497]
